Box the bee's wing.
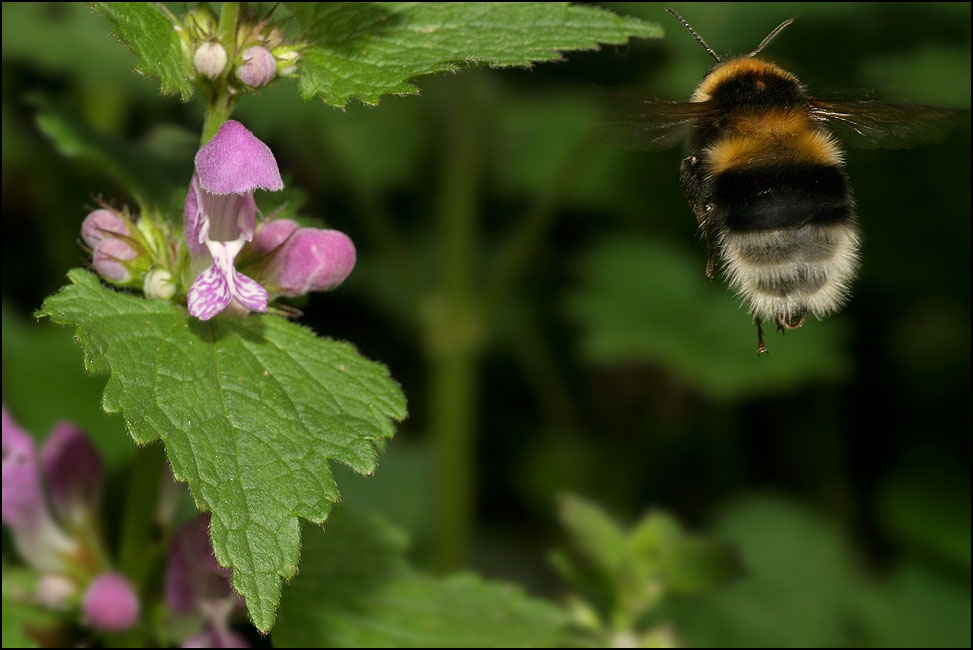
[598,97,719,151]
[810,99,969,150]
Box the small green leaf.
[93,2,194,101]
[289,2,662,107]
[273,512,571,648]
[558,493,629,575]
[37,270,407,632]
[568,237,852,400]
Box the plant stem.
[118,444,168,591]
[200,88,236,145]
[199,2,241,145]
[428,81,482,571]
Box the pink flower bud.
[236,46,276,87]
[83,572,140,632]
[194,41,227,79]
[93,238,137,283]
[81,209,129,249]
[41,422,103,527]
[267,228,356,297]
[250,219,299,256]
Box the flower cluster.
[179,5,300,90]
[3,407,253,646]
[1,407,139,632]
[183,120,356,320]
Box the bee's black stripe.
[713,164,852,231]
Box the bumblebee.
[615,9,965,353]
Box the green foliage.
[568,237,852,400]
[289,2,662,107]
[93,3,194,101]
[33,100,192,211]
[1,567,53,649]
[273,511,571,648]
[554,495,740,644]
[37,270,407,632]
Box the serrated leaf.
[37,270,407,632]
[93,2,194,101]
[288,2,662,107]
[567,237,852,400]
[273,512,571,648]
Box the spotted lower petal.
[187,264,232,321]
[232,270,268,313]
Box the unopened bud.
[266,228,356,297]
[194,41,227,79]
[81,209,129,249]
[143,269,176,300]
[83,573,140,632]
[36,574,78,610]
[93,239,138,284]
[236,46,276,87]
[41,422,103,527]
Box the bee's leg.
[776,318,786,335]
[700,218,716,279]
[755,317,768,355]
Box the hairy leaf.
[37,270,407,632]
[288,2,662,107]
[93,2,194,100]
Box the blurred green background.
[2,3,969,646]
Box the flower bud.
[93,238,138,284]
[144,269,176,301]
[194,41,227,79]
[83,572,140,632]
[265,228,356,297]
[41,422,103,527]
[81,209,129,249]
[36,573,78,610]
[236,46,276,87]
[166,514,233,614]
[250,219,299,256]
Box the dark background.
[2,3,969,646]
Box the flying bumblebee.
[613,8,966,353]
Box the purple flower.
[250,218,299,257]
[83,572,140,632]
[236,46,276,88]
[2,407,76,572]
[41,421,103,527]
[263,228,356,297]
[166,514,234,614]
[186,120,283,320]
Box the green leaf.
[2,566,58,649]
[856,563,971,648]
[92,2,194,101]
[289,3,662,107]
[558,494,629,575]
[273,511,571,648]
[668,496,864,648]
[567,237,852,401]
[37,270,407,632]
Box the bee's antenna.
[665,8,721,63]
[749,18,794,57]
